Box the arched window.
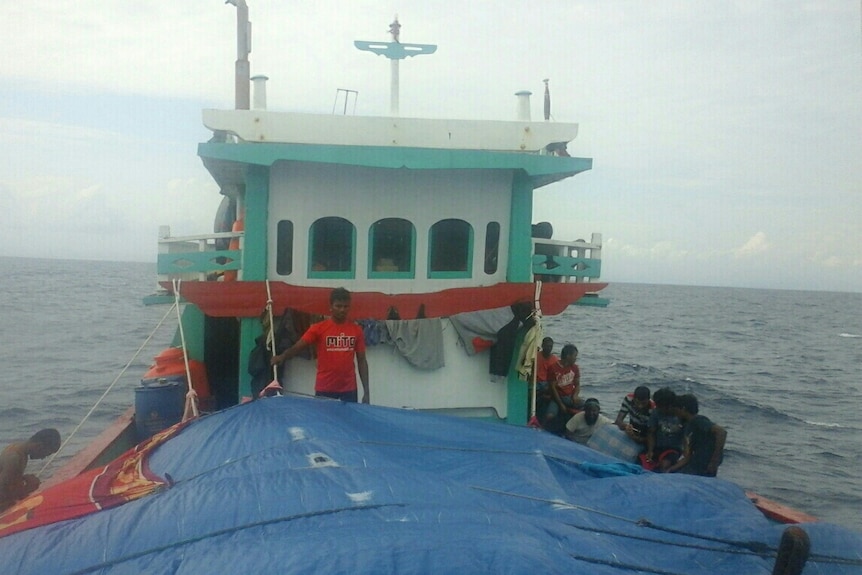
[276,220,294,275]
[369,218,415,278]
[428,219,473,278]
[484,221,500,275]
[309,217,355,278]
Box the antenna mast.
[354,17,437,116]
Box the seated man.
[0,428,61,511]
[614,385,654,447]
[565,398,611,444]
[667,394,727,477]
[533,337,558,414]
[544,344,583,426]
[643,388,684,472]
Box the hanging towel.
[449,307,514,355]
[515,319,542,382]
[385,318,445,370]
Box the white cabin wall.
[280,317,509,417]
[268,162,513,292]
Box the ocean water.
[1,256,860,532]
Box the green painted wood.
[242,165,270,281]
[199,142,592,188]
[168,304,205,362]
[505,328,529,426]
[236,165,270,400]
[238,317,259,400]
[531,255,602,278]
[507,174,533,282]
[157,251,241,275]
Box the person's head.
[584,398,601,425]
[27,428,61,459]
[329,287,351,322]
[652,387,678,415]
[560,344,578,365]
[676,394,699,420]
[541,337,554,357]
[633,386,651,411]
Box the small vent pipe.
[515,90,532,121]
[251,75,269,110]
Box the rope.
[265,280,279,382]
[173,279,199,421]
[470,484,862,566]
[37,302,178,477]
[470,484,775,552]
[528,280,543,421]
[566,553,688,575]
[63,503,405,575]
[261,280,283,397]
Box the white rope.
[529,280,543,422]
[173,279,199,421]
[265,280,278,381]
[259,280,284,398]
[37,302,178,477]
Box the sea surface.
[1,256,860,532]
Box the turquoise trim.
[354,40,437,60]
[307,218,356,279]
[505,328,528,426]
[507,174,533,282]
[157,251,241,275]
[367,219,416,279]
[142,293,175,306]
[308,270,356,280]
[427,220,473,279]
[427,270,472,279]
[237,166,269,401]
[531,255,602,279]
[199,142,592,189]
[168,305,205,361]
[369,270,415,279]
[243,165,269,281]
[238,317,258,400]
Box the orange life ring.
[223,219,244,281]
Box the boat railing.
[531,232,602,283]
[155,225,600,284]
[157,225,244,282]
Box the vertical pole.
[390,59,400,116]
[235,1,250,110]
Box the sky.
[1,1,861,293]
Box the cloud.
[734,232,770,258]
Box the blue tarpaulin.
[2,397,861,574]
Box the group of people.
[534,337,726,477]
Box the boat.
[2,4,861,573]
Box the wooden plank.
[746,491,819,524]
[42,407,137,489]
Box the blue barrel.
[135,378,186,440]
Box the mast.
[227,0,251,110]
[354,17,437,116]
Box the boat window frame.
[368,217,416,279]
[275,219,294,276]
[483,221,500,275]
[307,216,356,279]
[427,218,473,279]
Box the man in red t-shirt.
[534,337,558,413]
[544,344,583,424]
[272,288,370,403]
